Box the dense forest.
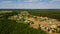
[0,10,48,34]
[0,9,60,34]
[1,9,60,20]
[29,10,60,21]
[0,19,47,34]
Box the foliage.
[0,19,47,34]
[28,10,60,21]
[0,9,60,34]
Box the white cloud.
[0,0,60,9]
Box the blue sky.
[0,0,60,9]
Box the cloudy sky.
[0,0,60,9]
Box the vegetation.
[28,10,60,21]
[0,19,47,34]
[0,10,47,34]
[0,9,60,20]
[0,9,60,34]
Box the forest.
[0,9,47,34]
[0,9,60,34]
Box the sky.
[0,0,60,9]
